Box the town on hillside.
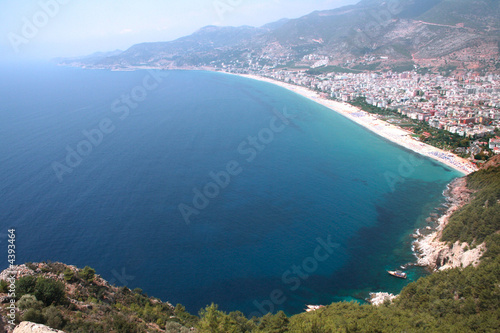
[222,59,500,164]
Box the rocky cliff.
[415,177,486,270]
[415,154,500,271]
[13,322,65,333]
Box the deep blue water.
[0,63,461,316]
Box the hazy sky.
[0,0,359,61]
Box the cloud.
[120,28,133,34]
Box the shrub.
[63,268,76,282]
[0,280,8,293]
[164,321,191,333]
[78,266,95,282]
[43,306,65,329]
[18,294,43,310]
[22,308,44,324]
[25,262,37,270]
[16,276,37,298]
[112,314,140,333]
[34,278,66,306]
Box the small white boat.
[387,270,407,279]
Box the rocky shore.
[414,177,485,271]
[368,292,398,306]
[13,322,65,333]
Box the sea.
[0,63,462,316]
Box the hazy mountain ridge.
[60,0,499,72]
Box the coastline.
[233,73,478,176]
[413,178,485,270]
[68,64,478,175]
[233,72,485,273]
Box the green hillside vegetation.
[0,263,198,332]
[418,0,500,29]
[306,66,361,75]
[390,62,416,73]
[442,165,500,245]
[391,44,412,59]
[352,62,381,71]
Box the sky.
[0,0,359,61]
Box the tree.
[229,311,257,332]
[175,303,199,328]
[198,303,223,333]
[257,311,289,333]
[78,266,95,282]
[34,278,66,306]
[16,275,37,298]
[63,268,75,282]
[197,303,246,332]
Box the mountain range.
[60,0,500,72]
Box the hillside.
[0,263,197,332]
[60,0,500,73]
[442,156,500,245]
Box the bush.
[112,314,140,333]
[164,321,191,333]
[78,266,95,282]
[25,262,37,270]
[22,308,44,324]
[63,268,76,282]
[18,294,43,310]
[16,276,37,298]
[0,280,8,293]
[34,278,66,306]
[43,306,65,329]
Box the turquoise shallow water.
[0,64,461,316]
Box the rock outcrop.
[417,235,485,270]
[414,177,485,271]
[368,292,397,306]
[13,322,65,333]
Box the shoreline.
[232,73,478,176]
[66,64,478,175]
[413,178,485,270]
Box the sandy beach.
[237,73,478,175]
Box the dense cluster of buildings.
[254,69,500,154]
